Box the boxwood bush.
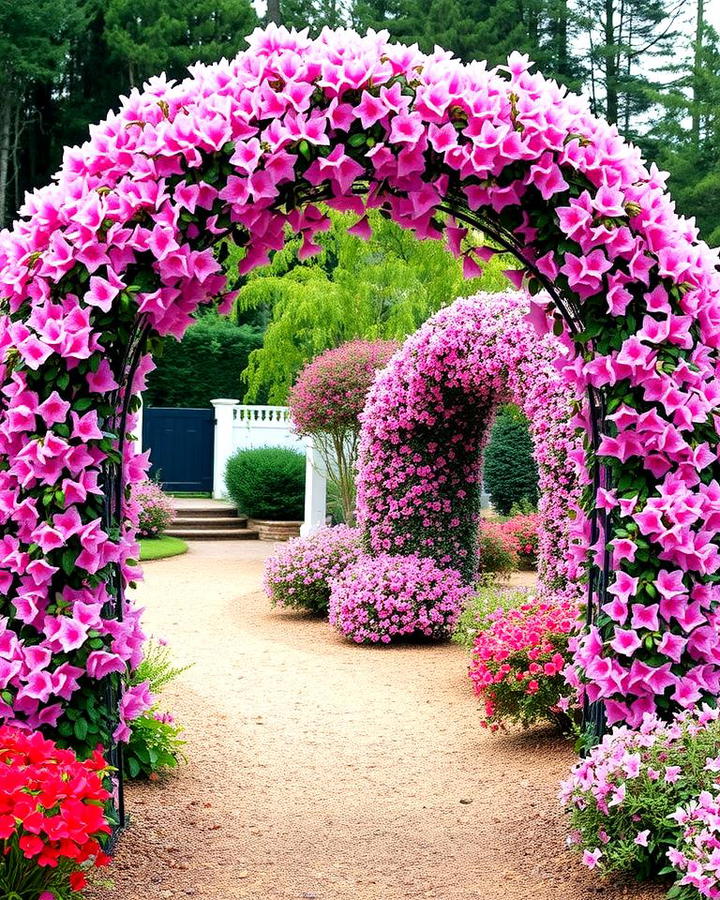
[225,446,305,520]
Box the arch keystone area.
[0,24,719,820]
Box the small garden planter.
[248,519,302,542]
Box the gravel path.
[90,542,665,900]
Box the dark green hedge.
[224,447,305,520]
[144,316,263,407]
[483,405,539,516]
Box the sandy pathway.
[90,542,665,900]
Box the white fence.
[211,400,326,534]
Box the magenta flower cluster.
[289,340,399,433]
[356,289,583,593]
[0,18,716,747]
[263,525,363,615]
[328,553,471,643]
[129,480,176,538]
[670,792,720,898]
[560,707,720,890]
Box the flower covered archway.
[0,22,719,811]
[357,289,583,596]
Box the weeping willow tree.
[228,210,512,403]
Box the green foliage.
[484,405,539,516]
[452,578,530,649]
[144,314,264,407]
[133,639,193,695]
[124,640,191,780]
[124,712,186,780]
[231,209,508,403]
[224,447,306,520]
[104,0,258,87]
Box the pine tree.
[580,0,684,137]
[0,0,84,224]
[649,5,720,245]
[104,0,258,88]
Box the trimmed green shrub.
[144,315,264,407]
[483,404,539,516]
[225,446,305,520]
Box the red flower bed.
[0,727,111,898]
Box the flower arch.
[0,22,718,802]
[356,289,583,596]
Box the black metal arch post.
[100,314,150,837]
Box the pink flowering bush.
[469,595,580,729]
[329,553,471,644]
[357,290,582,589]
[290,340,398,524]
[669,792,720,899]
[502,514,540,569]
[130,480,176,538]
[477,520,519,576]
[560,707,720,887]
[0,17,716,779]
[290,340,399,433]
[264,525,363,615]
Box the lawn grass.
[139,536,189,561]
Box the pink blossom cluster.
[0,19,716,743]
[500,514,539,568]
[289,340,399,434]
[477,520,520,575]
[669,791,720,898]
[129,480,176,538]
[263,525,363,615]
[356,289,583,592]
[469,596,580,729]
[328,553,471,643]
[560,707,720,884]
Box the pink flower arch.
[0,21,717,780]
[356,289,584,599]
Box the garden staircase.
[166,499,259,542]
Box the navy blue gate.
[142,407,215,493]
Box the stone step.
[172,516,248,530]
[173,506,237,519]
[166,527,259,541]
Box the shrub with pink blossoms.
[668,791,720,899]
[469,594,580,729]
[477,520,519,576]
[264,525,363,615]
[130,480,176,538]
[501,514,540,569]
[560,707,720,887]
[329,553,471,644]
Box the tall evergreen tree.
[104,0,258,88]
[580,0,683,138]
[648,7,720,244]
[0,0,84,224]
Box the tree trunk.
[692,0,704,150]
[556,0,569,79]
[604,0,618,123]
[0,97,12,229]
[266,0,283,24]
